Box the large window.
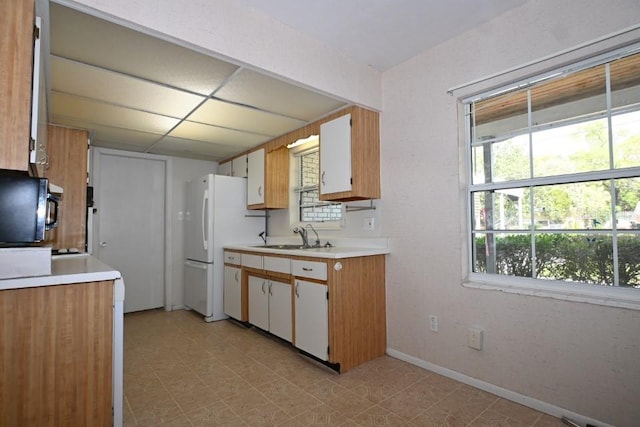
[293,146,342,224]
[466,49,640,288]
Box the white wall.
[381,1,640,425]
[170,157,218,308]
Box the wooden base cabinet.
[0,281,114,426]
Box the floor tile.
[122,309,563,427]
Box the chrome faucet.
[306,224,320,247]
[292,226,309,247]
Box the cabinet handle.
[261,281,266,294]
[295,282,299,298]
[258,185,262,197]
[321,171,326,186]
[302,267,313,271]
[268,283,272,296]
[235,271,239,281]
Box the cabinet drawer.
[291,260,327,281]
[224,251,242,265]
[242,254,263,269]
[264,256,291,275]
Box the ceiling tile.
[168,121,270,148]
[51,92,180,135]
[188,99,306,136]
[215,69,348,121]
[51,56,205,118]
[148,136,239,161]
[50,3,239,95]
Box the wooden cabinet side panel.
[0,0,34,171]
[351,107,380,199]
[0,281,113,426]
[44,125,88,250]
[328,255,386,372]
[265,146,289,209]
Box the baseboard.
[385,348,611,427]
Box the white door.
[247,149,265,205]
[248,275,269,331]
[269,280,291,342]
[223,265,241,320]
[294,279,328,360]
[95,152,165,313]
[320,114,352,195]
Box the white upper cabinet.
[319,114,352,195]
[217,160,232,176]
[231,154,248,178]
[247,148,265,205]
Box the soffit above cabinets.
[47,3,348,161]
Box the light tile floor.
[123,309,566,426]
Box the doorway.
[92,148,168,313]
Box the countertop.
[0,254,124,301]
[225,238,390,259]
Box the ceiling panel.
[50,3,239,95]
[148,136,240,160]
[188,99,306,136]
[51,57,206,118]
[51,92,181,135]
[215,69,348,121]
[168,121,270,148]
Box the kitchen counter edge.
[223,244,390,259]
[0,255,123,300]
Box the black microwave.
[0,174,59,244]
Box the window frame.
[461,44,640,310]
[288,140,343,230]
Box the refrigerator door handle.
[185,260,207,270]
[202,189,209,251]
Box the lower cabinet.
[0,281,114,426]
[248,275,291,342]
[223,265,242,320]
[294,279,329,361]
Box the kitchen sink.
[253,244,314,250]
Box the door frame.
[90,147,174,311]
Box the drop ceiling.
[48,3,348,161]
[48,1,527,162]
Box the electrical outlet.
[468,327,483,350]
[429,315,438,332]
[363,217,374,230]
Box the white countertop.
[225,238,390,259]
[0,254,124,301]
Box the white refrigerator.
[184,174,264,322]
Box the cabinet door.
[0,0,35,171]
[268,280,291,342]
[223,266,241,320]
[320,114,352,195]
[294,279,328,361]
[247,149,265,205]
[248,275,269,331]
[217,161,232,176]
[232,154,248,178]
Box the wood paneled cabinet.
[43,125,89,251]
[230,250,386,373]
[319,108,380,201]
[0,0,35,171]
[247,146,289,209]
[0,280,114,426]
